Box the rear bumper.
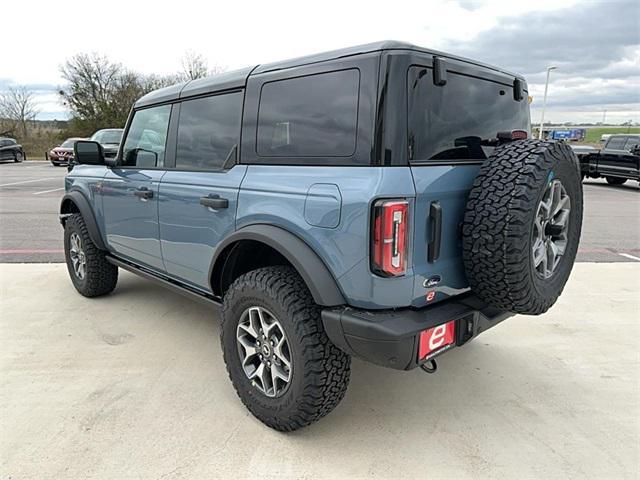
[321,293,513,370]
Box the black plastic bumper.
[321,293,513,370]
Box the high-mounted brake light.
[371,199,409,277]
[497,130,528,142]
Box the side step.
[106,255,221,309]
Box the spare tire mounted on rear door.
[462,140,583,315]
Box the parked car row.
[46,128,123,167]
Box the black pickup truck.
[577,134,640,185]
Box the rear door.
[406,61,530,307]
[158,91,245,291]
[101,104,171,272]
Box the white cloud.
[2,0,636,124]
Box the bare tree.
[180,50,209,80]
[179,50,225,81]
[0,86,39,139]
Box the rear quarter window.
[407,66,530,162]
[256,69,360,158]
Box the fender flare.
[210,225,346,306]
[60,191,107,250]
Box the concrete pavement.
[1,262,638,479]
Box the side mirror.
[73,140,104,165]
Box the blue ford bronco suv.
[62,41,583,431]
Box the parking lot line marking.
[0,249,64,254]
[33,187,64,195]
[0,177,56,187]
[618,253,640,262]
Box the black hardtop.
[135,40,525,108]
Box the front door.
[158,91,245,290]
[102,104,171,272]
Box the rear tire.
[462,140,583,315]
[14,152,23,163]
[64,214,118,297]
[606,176,626,185]
[221,266,350,431]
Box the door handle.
[134,187,154,200]
[200,194,229,209]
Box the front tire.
[14,152,23,163]
[221,266,350,431]
[64,214,118,297]
[606,176,627,185]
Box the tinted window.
[121,105,171,167]
[257,69,359,158]
[408,66,530,161]
[606,137,626,150]
[176,92,242,170]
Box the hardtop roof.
[135,40,525,108]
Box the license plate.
[418,320,456,361]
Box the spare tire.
[462,140,583,315]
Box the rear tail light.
[371,199,408,277]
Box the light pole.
[538,66,557,139]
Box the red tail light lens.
[371,199,408,277]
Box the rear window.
[257,69,359,158]
[407,66,530,162]
[606,137,626,150]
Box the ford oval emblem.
[423,275,442,288]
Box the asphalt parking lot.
[0,160,639,264]
[1,262,638,478]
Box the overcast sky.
[1,0,638,124]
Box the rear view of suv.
[61,41,583,431]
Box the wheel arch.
[210,225,346,307]
[60,191,107,251]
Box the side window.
[257,69,359,158]
[624,137,640,151]
[605,137,626,150]
[176,91,242,171]
[121,105,171,167]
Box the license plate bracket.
[418,320,456,361]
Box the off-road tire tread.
[462,140,581,314]
[221,266,350,431]
[65,214,118,297]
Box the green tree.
[59,53,147,135]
